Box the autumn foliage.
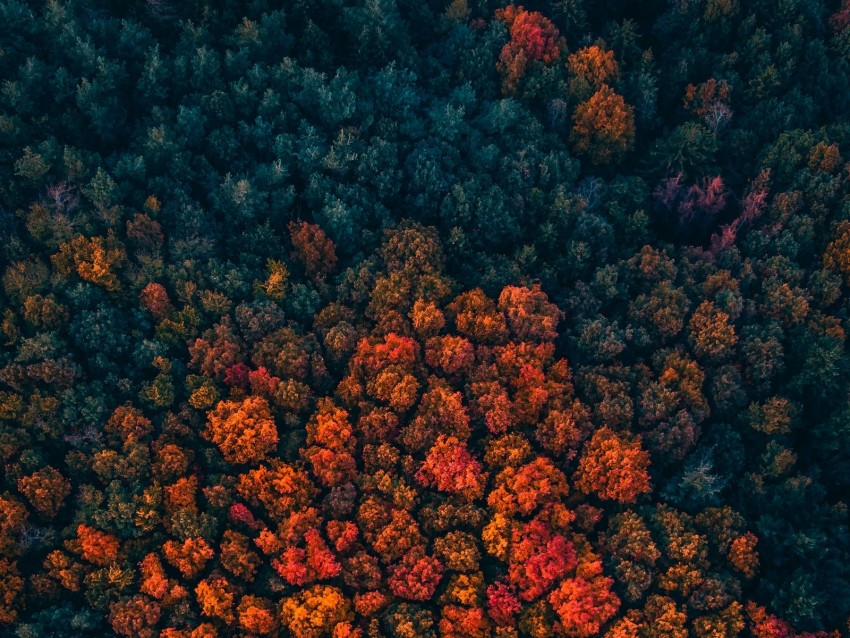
[496,5,564,94]
[205,395,278,464]
[571,85,636,164]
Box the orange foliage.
[433,531,481,573]
[448,289,509,344]
[236,462,317,521]
[440,605,491,638]
[105,404,154,442]
[488,457,569,516]
[567,46,619,99]
[51,232,126,291]
[139,553,183,603]
[574,427,651,503]
[74,524,120,566]
[416,435,487,501]
[304,399,358,487]
[109,595,161,638]
[237,595,276,635]
[688,300,738,360]
[400,380,471,452]
[472,380,515,435]
[195,576,236,624]
[548,574,620,638]
[43,550,83,592]
[728,532,759,579]
[0,558,23,624]
[280,585,353,638]
[425,334,475,375]
[571,85,635,164]
[358,499,424,562]
[498,284,563,342]
[164,476,198,514]
[220,530,262,581]
[206,395,278,465]
[410,299,446,338]
[17,466,70,518]
[163,537,214,579]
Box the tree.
[549,573,620,637]
[280,585,354,638]
[195,576,236,625]
[205,395,278,465]
[496,5,564,94]
[567,46,619,101]
[17,466,70,518]
[498,284,563,343]
[237,595,276,635]
[72,524,120,566]
[289,221,338,282]
[488,457,569,517]
[416,435,487,501]
[109,595,161,638]
[571,85,635,164]
[574,427,651,503]
[387,548,444,601]
[162,537,214,579]
[508,519,577,601]
[688,300,738,361]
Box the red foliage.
[679,176,729,221]
[273,527,342,586]
[228,503,259,529]
[496,5,563,93]
[223,362,251,389]
[126,212,164,252]
[508,519,577,601]
[487,581,522,627]
[741,168,771,223]
[189,321,244,381]
[747,602,839,638]
[830,0,850,33]
[415,435,486,500]
[387,548,444,601]
[289,221,338,281]
[163,537,214,579]
[548,574,620,638]
[140,282,171,318]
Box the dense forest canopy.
[2,0,850,636]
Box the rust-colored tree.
[574,427,651,503]
[571,85,635,164]
[205,395,278,465]
[495,5,564,94]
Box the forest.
[1,0,850,635]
